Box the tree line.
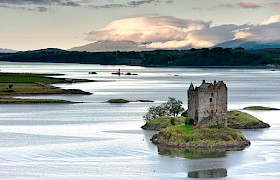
[0,47,279,66]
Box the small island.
[107,99,130,103]
[243,106,280,110]
[151,125,250,149]
[0,72,92,103]
[228,110,270,129]
[0,97,72,104]
[106,98,154,103]
[142,81,271,154]
[143,110,270,130]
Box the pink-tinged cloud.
[234,31,252,40]
[86,15,280,49]
[219,1,262,9]
[238,1,262,8]
[219,3,236,8]
[86,16,210,43]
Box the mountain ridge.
[214,39,280,49]
[69,40,154,52]
[0,48,17,53]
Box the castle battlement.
[188,80,227,127]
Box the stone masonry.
[188,80,227,127]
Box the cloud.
[267,2,280,8]
[219,1,262,9]
[0,0,170,9]
[234,31,252,40]
[233,14,280,42]
[38,6,48,11]
[86,16,211,48]
[89,0,171,8]
[261,14,280,25]
[237,1,262,8]
[0,3,49,12]
[0,0,63,5]
[235,23,280,42]
[86,14,280,49]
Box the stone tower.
[188,80,227,127]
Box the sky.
[0,0,279,51]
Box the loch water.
[0,62,280,179]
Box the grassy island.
[142,110,270,150]
[243,106,280,110]
[0,72,92,104]
[151,125,250,149]
[141,116,186,130]
[228,110,270,129]
[0,73,92,96]
[0,97,72,104]
[142,110,270,131]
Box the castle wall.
[216,84,227,126]
[188,90,198,121]
[187,81,227,127]
[197,89,218,123]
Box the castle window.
[210,98,213,102]
[211,93,214,96]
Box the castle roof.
[199,83,212,89]
[188,82,195,91]
[215,81,225,87]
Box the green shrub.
[185,118,195,125]
[170,118,176,125]
[181,110,188,117]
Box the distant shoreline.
[0,60,276,70]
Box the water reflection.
[158,146,227,159]
[188,168,227,178]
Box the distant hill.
[0,48,17,53]
[214,40,280,49]
[69,40,154,52]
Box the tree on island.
[143,97,185,122]
[165,97,184,117]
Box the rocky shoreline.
[151,133,251,149]
[141,123,166,131]
[228,121,270,129]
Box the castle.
[188,80,227,127]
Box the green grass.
[0,98,72,104]
[157,125,249,148]
[0,73,91,96]
[0,83,65,95]
[0,73,62,84]
[227,110,260,126]
[171,125,196,134]
[243,106,280,110]
[147,116,186,127]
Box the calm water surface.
[0,62,280,179]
